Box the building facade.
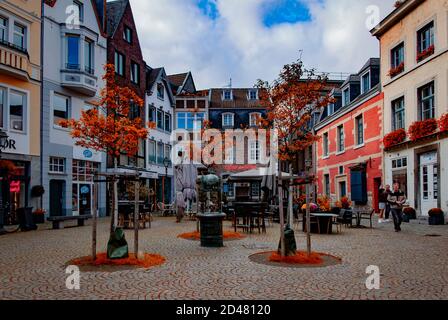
[372,0,448,216]
[315,59,384,210]
[42,0,107,217]
[0,0,41,223]
[146,66,175,204]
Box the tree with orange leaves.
[256,58,334,257]
[61,64,154,235]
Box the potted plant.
[408,119,438,141]
[317,195,331,213]
[388,62,405,78]
[32,209,46,224]
[428,208,445,226]
[403,207,417,221]
[336,196,352,210]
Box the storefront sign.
[83,149,93,158]
[1,139,17,151]
[10,181,20,193]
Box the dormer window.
[157,83,164,100]
[328,103,335,115]
[342,88,350,106]
[248,90,258,100]
[361,71,370,94]
[223,90,232,101]
[222,113,234,127]
[249,112,261,127]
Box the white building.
[42,0,107,216]
[146,67,175,204]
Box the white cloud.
[129,0,396,88]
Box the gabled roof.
[208,88,264,109]
[359,58,380,74]
[106,0,129,37]
[167,72,196,95]
[146,66,175,106]
[341,75,360,88]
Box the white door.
[420,152,438,216]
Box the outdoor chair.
[359,209,375,228]
[336,209,353,228]
[159,201,176,216]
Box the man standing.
[387,183,406,232]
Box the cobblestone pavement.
[1,216,448,300]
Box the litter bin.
[17,207,37,231]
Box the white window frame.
[223,90,232,101]
[0,16,8,43]
[361,71,370,94]
[248,90,258,100]
[73,0,84,22]
[342,87,350,106]
[222,113,234,127]
[53,93,70,128]
[354,114,364,147]
[249,112,261,127]
[337,125,345,154]
[148,140,156,164]
[9,89,25,132]
[13,22,26,50]
[249,140,260,163]
[49,157,65,174]
[322,132,329,158]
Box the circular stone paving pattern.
[249,251,342,269]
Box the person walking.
[378,186,387,223]
[387,183,407,232]
[384,185,392,222]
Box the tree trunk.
[92,181,97,261]
[306,182,311,256]
[113,157,119,231]
[288,162,294,227]
[278,169,286,257]
[134,177,139,259]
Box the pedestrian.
[387,183,407,232]
[378,186,387,223]
[384,184,392,222]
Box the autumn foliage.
[70,253,166,269]
[60,64,153,158]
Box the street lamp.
[0,129,9,235]
[162,157,170,205]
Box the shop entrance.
[49,180,64,217]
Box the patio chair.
[336,209,353,228]
[359,209,375,228]
[159,202,176,216]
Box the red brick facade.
[315,92,384,210]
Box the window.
[343,88,350,106]
[129,102,140,120]
[114,51,124,76]
[418,82,435,120]
[73,1,84,22]
[392,157,407,169]
[324,174,330,197]
[157,142,164,164]
[0,87,4,128]
[177,112,205,130]
[323,132,329,157]
[49,157,65,174]
[225,141,235,164]
[72,160,99,183]
[123,26,132,43]
[164,144,171,161]
[148,106,155,123]
[361,72,370,93]
[66,35,80,69]
[84,39,94,74]
[10,91,24,131]
[391,42,404,69]
[148,140,156,164]
[223,90,232,100]
[54,94,69,126]
[164,113,171,132]
[251,182,260,197]
[222,113,234,127]
[339,181,347,198]
[249,140,260,163]
[417,21,434,57]
[130,62,140,84]
[392,97,405,130]
[339,166,344,175]
[13,23,25,50]
[337,125,345,152]
[157,110,164,130]
[249,113,261,127]
[157,83,164,100]
[0,17,7,43]
[248,90,257,100]
[355,115,364,146]
[226,182,235,198]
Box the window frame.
[49,157,66,174]
[73,0,84,23]
[223,90,232,101]
[53,93,70,128]
[249,140,260,163]
[249,112,261,127]
[123,26,132,43]
[418,81,435,121]
[417,21,435,55]
[337,125,345,153]
[148,140,156,164]
[324,174,330,197]
[114,51,125,76]
[0,86,5,129]
[157,83,165,100]
[391,97,405,131]
[355,114,364,146]
[66,34,80,70]
[0,16,8,43]
[164,113,171,132]
[130,61,140,84]
[157,109,164,130]
[9,89,25,132]
[361,71,370,94]
[222,112,234,127]
[391,42,405,69]
[13,22,26,50]
[342,87,350,106]
[84,38,94,74]
[323,132,329,158]
[248,90,258,100]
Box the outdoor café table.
[233,202,267,234]
[352,210,370,228]
[303,213,338,234]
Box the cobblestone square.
[1,217,447,300]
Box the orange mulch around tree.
[70,253,166,269]
[269,251,339,265]
[178,231,245,241]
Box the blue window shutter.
[350,170,367,204]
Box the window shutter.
[350,169,367,204]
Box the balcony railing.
[61,63,97,97]
[0,40,30,80]
[85,66,95,75]
[66,63,81,70]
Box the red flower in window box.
[439,113,448,133]
[408,119,438,141]
[388,62,404,78]
[383,129,407,148]
[417,45,435,62]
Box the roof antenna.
[229,77,232,89]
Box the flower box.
[417,45,434,63]
[439,113,448,133]
[383,129,406,149]
[388,62,404,78]
[408,119,438,141]
[428,208,444,226]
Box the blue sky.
[132,0,396,88]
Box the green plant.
[31,185,45,198]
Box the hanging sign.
[10,181,20,193]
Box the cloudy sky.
[129,0,396,89]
